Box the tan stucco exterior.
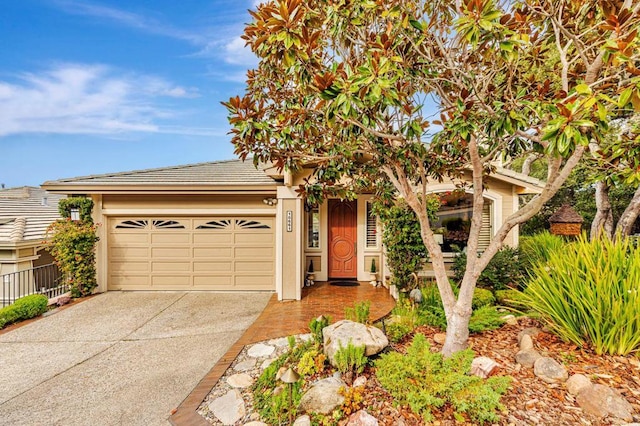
[41,160,544,301]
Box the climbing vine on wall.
[47,197,99,297]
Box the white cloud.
[51,0,259,69]
[0,63,207,137]
[223,36,259,67]
[51,0,205,44]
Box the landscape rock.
[293,415,311,426]
[234,359,256,372]
[323,320,388,366]
[261,358,275,370]
[227,373,254,388]
[566,374,592,396]
[244,422,268,426]
[501,314,518,326]
[433,333,447,345]
[346,410,379,426]
[208,389,245,425]
[576,384,634,422]
[519,334,534,351]
[534,357,569,384]
[269,337,290,347]
[515,349,542,367]
[299,377,346,415]
[353,376,367,388]
[470,356,499,378]
[247,343,275,358]
[518,327,541,345]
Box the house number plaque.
[286,210,293,232]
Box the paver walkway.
[170,281,395,425]
[0,291,270,426]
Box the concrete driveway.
[0,291,271,426]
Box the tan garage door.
[107,216,275,291]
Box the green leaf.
[574,84,592,95]
[619,87,633,107]
[409,19,424,31]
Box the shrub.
[0,294,48,329]
[47,218,99,297]
[376,334,511,423]
[333,341,367,383]
[468,306,505,333]
[523,235,640,355]
[296,348,326,377]
[13,294,48,319]
[378,198,439,288]
[472,288,495,309]
[0,305,21,329]
[495,289,528,310]
[309,315,330,346]
[252,338,313,424]
[416,283,500,333]
[385,321,414,343]
[453,247,524,291]
[345,301,370,324]
[519,232,566,275]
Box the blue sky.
[1,0,262,188]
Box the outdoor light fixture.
[262,197,278,206]
[70,207,81,221]
[280,367,300,424]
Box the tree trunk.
[590,181,614,239]
[615,184,640,237]
[441,278,474,356]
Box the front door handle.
[354,242,357,254]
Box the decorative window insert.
[365,201,378,249]
[196,220,231,230]
[152,220,185,229]
[307,206,320,249]
[115,220,148,229]
[236,220,270,229]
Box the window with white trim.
[306,206,320,248]
[366,201,378,248]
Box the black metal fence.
[1,263,67,308]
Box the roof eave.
[40,184,279,195]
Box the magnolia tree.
[589,114,640,238]
[225,0,640,355]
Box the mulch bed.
[349,318,640,425]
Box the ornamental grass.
[523,234,640,356]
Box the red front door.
[328,200,357,278]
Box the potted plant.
[369,259,378,286]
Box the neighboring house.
[42,159,544,301]
[0,187,63,304]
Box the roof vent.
[42,196,48,206]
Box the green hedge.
[0,294,48,329]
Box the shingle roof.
[0,187,63,245]
[549,204,584,223]
[42,159,278,187]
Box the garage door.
[107,216,275,291]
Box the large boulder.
[323,320,388,366]
[299,377,345,415]
[576,384,634,422]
